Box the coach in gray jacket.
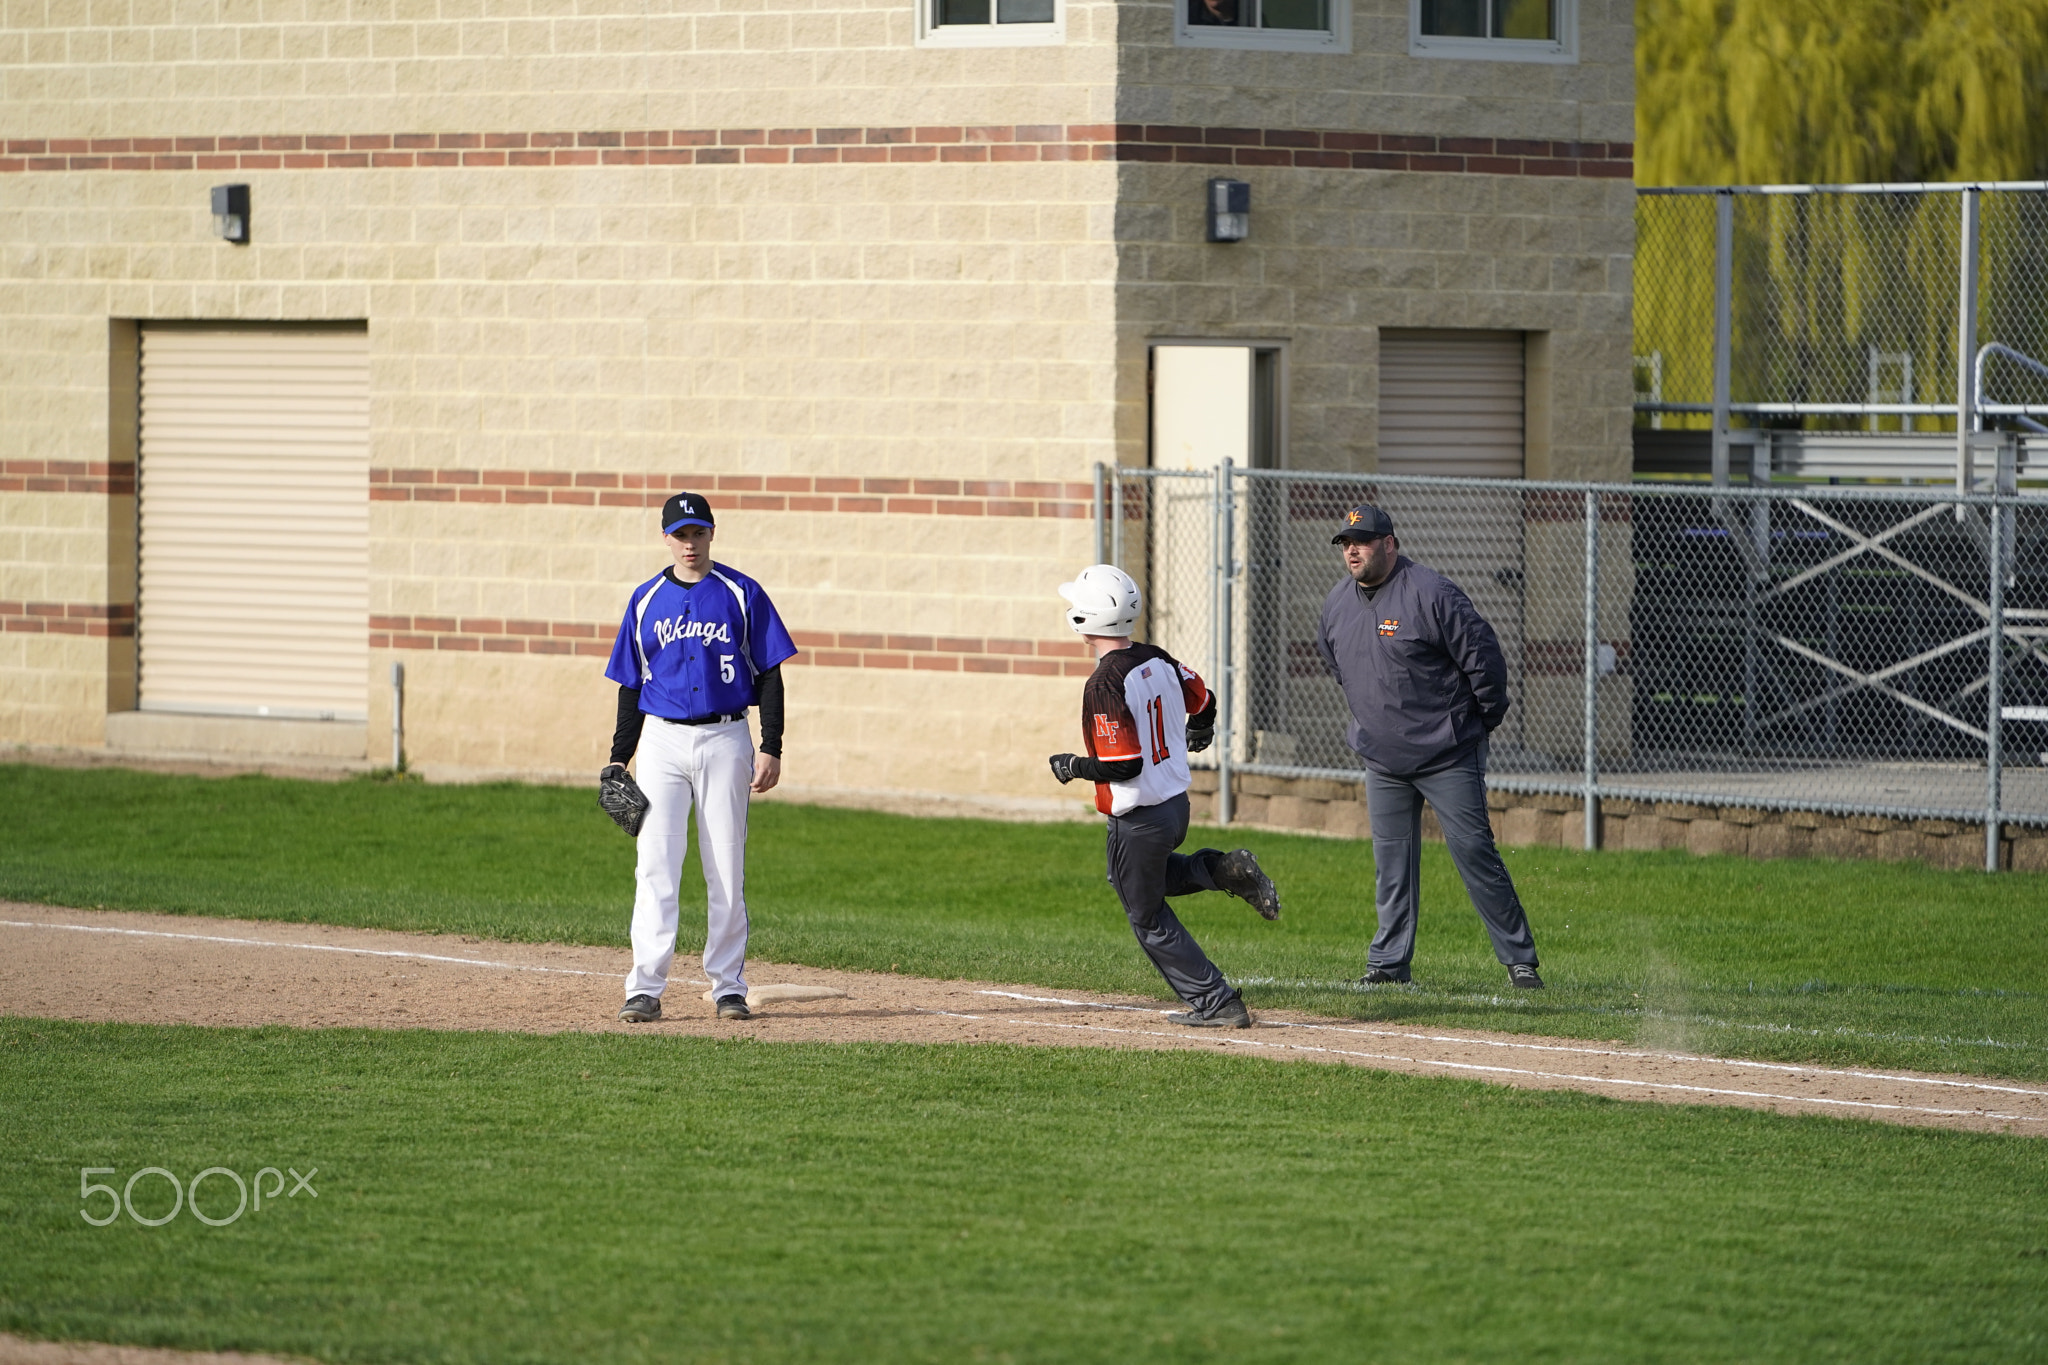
[1315,504,1543,989]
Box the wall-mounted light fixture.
[211,184,250,244]
[1206,178,1250,243]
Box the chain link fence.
[1098,465,2048,867]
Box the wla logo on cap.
[676,498,701,517]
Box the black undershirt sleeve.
[1068,754,1142,783]
[756,666,784,758]
[610,686,646,766]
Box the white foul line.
[0,919,615,978]
[930,1007,2046,1124]
[972,990,2048,1102]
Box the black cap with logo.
[1331,504,1396,543]
[662,492,715,535]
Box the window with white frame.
[1176,0,1349,53]
[1410,0,1576,62]
[919,0,1064,46]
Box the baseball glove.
[598,763,649,836]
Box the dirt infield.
[4,902,2045,1138]
[0,1335,303,1365]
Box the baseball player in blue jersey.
[604,491,798,1023]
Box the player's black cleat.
[1359,966,1410,985]
[1507,963,1545,990]
[1211,849,1281,920]
[715,994,753,1021]
[619,994,662,1023]
[1167,995,1253,1029]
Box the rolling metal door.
[137,326,370,720]
[1378,329,1526,477]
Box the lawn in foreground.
[3,1019,2045,1365]
[3,763,2046,1079]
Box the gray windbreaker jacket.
[1314,556,1510,776]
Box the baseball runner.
[600,492,798,1024]
[1315,504,1542,989]
[1046,565,1282,1029]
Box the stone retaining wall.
[1185,769,2048,872]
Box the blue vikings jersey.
[604,564,798,720]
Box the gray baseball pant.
[1363,739,1537,973]
[1104,792,1238,1016]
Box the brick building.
[1,0,1634,804]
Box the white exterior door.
[137,326,370,720]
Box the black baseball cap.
[1331,504,1395,543]
[662,492,715,534]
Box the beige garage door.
[1378,329,1525,477]
[138,325,370,720]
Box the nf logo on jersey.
[1094,714,1124,746]
[653,616,733,649]
[1378,618,1400,637]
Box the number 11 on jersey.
[1146,694,1169,764]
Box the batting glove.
[1186,723,1215,753]
[1048,753,1081,784]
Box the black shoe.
[1507,963,1545,989]
[1212,849,1281,920]
[715,993,752,1020]
[1167,995,1253,1029]
[619,994,661,1023]
[1359,966,1410,985]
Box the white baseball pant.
[625,716,753,1003]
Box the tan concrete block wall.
[1112,166,1634,479]
[1,1,1119,136]
[0,155,1119,793]
[377,644,1087,800]
[1117,0,1633,142]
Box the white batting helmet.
[1058,565,1142,637]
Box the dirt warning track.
[3,902,2044,1137]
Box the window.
[1410,0,1576,62]
[1176,0,1349,53]
[919,0,1063,46]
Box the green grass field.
[3,763,2044,1079]
[5,1019,2046,1365]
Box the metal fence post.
[390,661,406,772]
[1956,187,1981,498]
[1986,493,2006,872]
[1215,458,1235,827]
[1711,191,1734,488]
[1110,468,1125,570]
[1092,462,1107,564]
[1583,488,1600,851]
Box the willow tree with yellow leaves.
[1634,0,2048,431]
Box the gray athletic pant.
[1104,792,1237,1016]
[1363,740,1537,973]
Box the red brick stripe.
[369,615,1095,675]
[1,126,1632,178]
[784,629,1094,677]
[1,601,135,637]
[370,469,1094,519]
[0,461,135,495]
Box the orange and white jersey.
[1080,642,1211,816]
